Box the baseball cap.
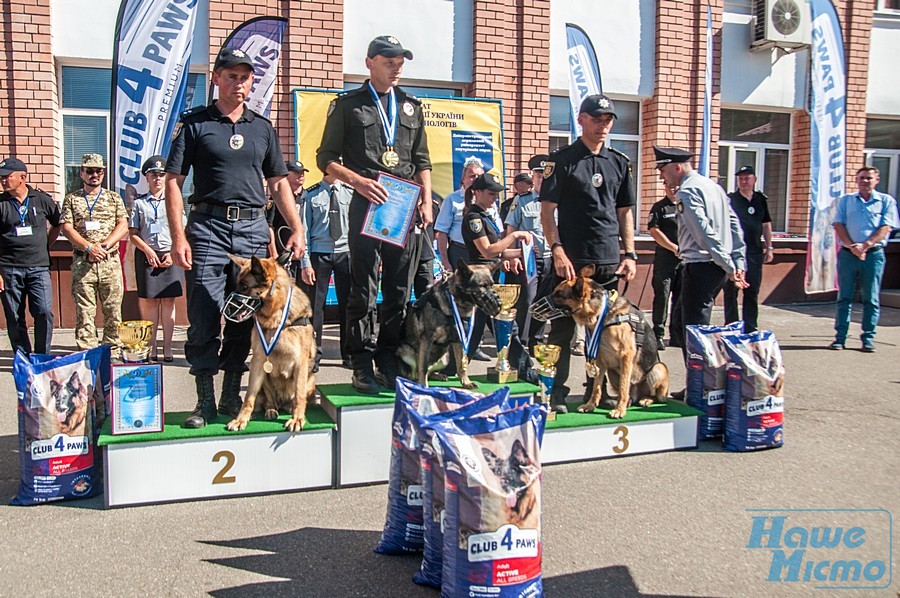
[0,157,27,176]
[653,146,694,168]
[513,173,533,185]
[141,155,166,175]
[214,47,254,71]
[367,35,414,60]
[470,172,505,192]
[735,165,755,176]
[579,94,617,118]
[286,161,309,174]
[81,154,105,168]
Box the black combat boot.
[352,367,381,395]
[183,375,216,428]
[218,370,244,417]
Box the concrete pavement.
[0,303,897,597]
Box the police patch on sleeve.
[171,122,183,142]
[327,99,336,117]
[543,161,555,178]
[469,219,483,234]
[677,202,684,213]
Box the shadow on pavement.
[203,527,697,597]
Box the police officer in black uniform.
[268,160,309,249]
[166,47,306,428]
[539,94,638,414]
[648,184,682,349]
[724,165,773,332]
[317,35,432,394]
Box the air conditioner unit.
[751,0,812,51]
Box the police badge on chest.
[229,134,244,150]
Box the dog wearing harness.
[549,264,669,419]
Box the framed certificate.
[361,173,421,247]
[111,363,164,435]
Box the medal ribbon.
[448,292,475,358]
[255,285,293,357]
[367,82,397,148]
[585,294,611,362]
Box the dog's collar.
[288,316,311,327]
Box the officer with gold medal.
[317,35,432,394]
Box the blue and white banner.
[806,0,845,294]
[211,16,288,118]
[110,0,199,199]
[565,23,603,141]
[698,4,713,177]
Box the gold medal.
[462,355,469,369]
[585,362,599,377]
[382,147,400,168]
[263,359,274,374]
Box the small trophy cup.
[487,284,521,384]
[117,320,153,363]
[532,344,561,421]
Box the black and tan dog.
[550,265,669,418]
[226,255,317,432]
[398,260,501,389]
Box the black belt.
[450,241,467,248]
[841,245,883,253]
[192,203,263,222]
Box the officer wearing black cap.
[317,35,432,394]
[724,165,773,333]
[0,157,61,355]
[166,46,307,428]
[648,183,682,349]
[505,154,552,350]
[539,94,637,413]
[654,146,748,374]
[268,160,310,256]
[501,173,532,223]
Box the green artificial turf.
[546,400,703,430]
[97,404,335,446]
[318,375,540,409]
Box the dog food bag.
[426,403,547,598]
[375,378,485,555]
[722,331,785,452]
[31,344,111,429]
[407,391,517,589]
[11,347,105,505]
[685,321,744,439]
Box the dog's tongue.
[57,411,66,423]
[506,492,517,508]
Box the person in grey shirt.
[299,174,352,372]
[655,146,748,375]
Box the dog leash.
[584,290,617,377]
[255,284,293,374]
[448,291,475,369]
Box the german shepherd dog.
[551,265,669,419]
[226,256,317,432]
[398,260,502,389]
[481,440,540,530]
[47,370,89,437]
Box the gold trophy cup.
[486,284,521,384]
[117,320,154,363]
[532,344,561,421]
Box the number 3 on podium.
[212,450,236,484]
[612,425,629,454]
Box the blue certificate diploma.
[361,173,422,247]
[111,363,164,435]
[522,241,537,283]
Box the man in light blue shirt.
[831,166,899,352]
[435,157,483,272]
[299,174,353,370]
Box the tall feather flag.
[209,16,288,118]
[805,0,846,294]
[110,0,199,288]
[565,23,603,141]
[698,4,713,177]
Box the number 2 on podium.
[212,450,236,484]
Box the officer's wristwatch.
[623,251,638,260]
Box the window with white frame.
[877,0,900,11]
[718,109,791,232]
[549,95,643,213]
[865,118,900,201]
[60,65,207,196]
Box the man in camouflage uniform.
[60,154,129,352]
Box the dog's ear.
[456,259,470,278]
[578,264,596,278]
[228,253,249,269]
[572,276,585,298]
[489,260,503,275]
[49,379,61,395]
[481,446,504,475]
[250,256,266,276]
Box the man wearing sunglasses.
[60,153,129,354]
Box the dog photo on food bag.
[550,264,668,418]
[226,255,317,433]
[481,439,540,530]
[398,259,502,389]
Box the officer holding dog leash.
[538,94,637,414]
[166,47,306,429]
